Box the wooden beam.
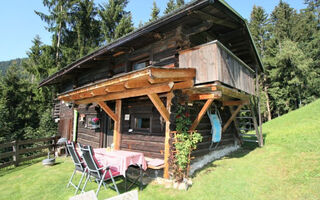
[222,104,243,133]
[190,98,214,131]
[148,93,170,122]
[172,80,194,90]
[148,77,190,84]
[75,82,174,105]
[193,10,238,29]
[211,84,249,100]
[97,102,118,122]
[150,67,196,79]
[124,78,151,89]
[189,92,222,101]
[229,106,242,145]
[113,100,122,150]
[164,92,173,179]
[223,100,249,106]
[105,83,125,93]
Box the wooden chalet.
[40,0,264,179]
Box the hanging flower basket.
[88,117,100,129]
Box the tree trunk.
[55,5,62,63]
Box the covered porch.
[59,67,196,179]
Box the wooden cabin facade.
[41,0,263,179]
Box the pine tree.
[71,0,101,57]
[176,0,185,8]
[35,0,74,64]
[150,0,160,22]
[249,5,272,121]
[98,0,134,43]
[164,0,176,14]
[0,66,41,141]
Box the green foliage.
[249,1,320,120]
[98,0,134,43]
[164,0,185,14]
[173,104,202,181]
[0,66,40,141]
[164,0,176,14]
[0,58,26,76]
[150,0,160,22]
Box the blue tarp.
[207,113,222,143]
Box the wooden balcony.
[179,40,255,95]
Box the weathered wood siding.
[77,104,102,148]
[179,40,255,94]
[120,98,165,159]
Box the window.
[132,58,149,71]
[131,114,152,133]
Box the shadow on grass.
[0,156,51,177]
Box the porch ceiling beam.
[148,93,170,122]
[97,101,118,122]
[190,98,215,131]
[222,104,244,133]
[75,82,174,105]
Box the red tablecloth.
[93,149,147,177]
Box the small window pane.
[133,62,147,70]
[135,117,150,129]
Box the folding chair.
[79,145,121,197]
[66,141,87,195]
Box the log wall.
[76,104,102,148]
[120,98,165,159]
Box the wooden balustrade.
[0,136,60,169]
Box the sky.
[0,0,306,61]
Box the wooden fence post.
[13,140,19,167]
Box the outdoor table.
[93,149,147,190]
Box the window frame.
[130,113,153,133]
[132,57,149,71]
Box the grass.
[1,99,320,200]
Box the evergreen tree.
[249,5,272,121]
[71,0,101,57]
[176,0,185,8]
[150,0,160,22]
[98,0,134,43]
[35,0,74,64]
[0,66,40,141]
[164,0,176,14]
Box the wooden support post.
[256,70,264,147]
[164,92,173,179]
[148,93,170,122]
[113,100,122,150]
[190,98,214,131]
[97,101,118,122]
[229,106,242,145]
[250,99,263,147]
[222,104,243,133]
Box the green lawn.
[1,99,320,200]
